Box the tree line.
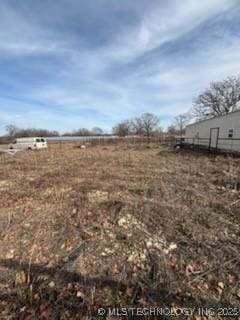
[4,125,105,138]
[3,75,240,139]
[4,113,161,139]
[112,113,161,137]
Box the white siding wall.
[185,111,240,152]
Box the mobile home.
[185,110,240,152]
[9,137,48,150]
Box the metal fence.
[45,135,175,146]
[184,137,240,154]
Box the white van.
[9,137,48,150]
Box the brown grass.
[0,143,239,319]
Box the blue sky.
[0,0,240,134]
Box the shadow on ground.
[0,258,236,319]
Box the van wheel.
[28,147,32,150]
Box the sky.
[0,0,240,134]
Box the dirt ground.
[0,143,239,319]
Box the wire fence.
[45,135,176,147]
[2,134,240,153]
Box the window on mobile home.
[228,129,234,138]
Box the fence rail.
[46,135,176,146]
[183,137,240,154]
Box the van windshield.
[36,138,41,142]
[41,138,45,142]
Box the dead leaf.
[48,281,55,288]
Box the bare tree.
[112,113,160,138]
[5,124,19,137]
[133,113,160,140]
[173,113,190,136]
[194,76,240,120]
[167,125,179,135]
[112,120,131,137]
[73,128,92,136]
[131,117,143,135]
[92,127,104,135]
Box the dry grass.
[0,143,240,319]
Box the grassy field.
[0,143,239,319]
